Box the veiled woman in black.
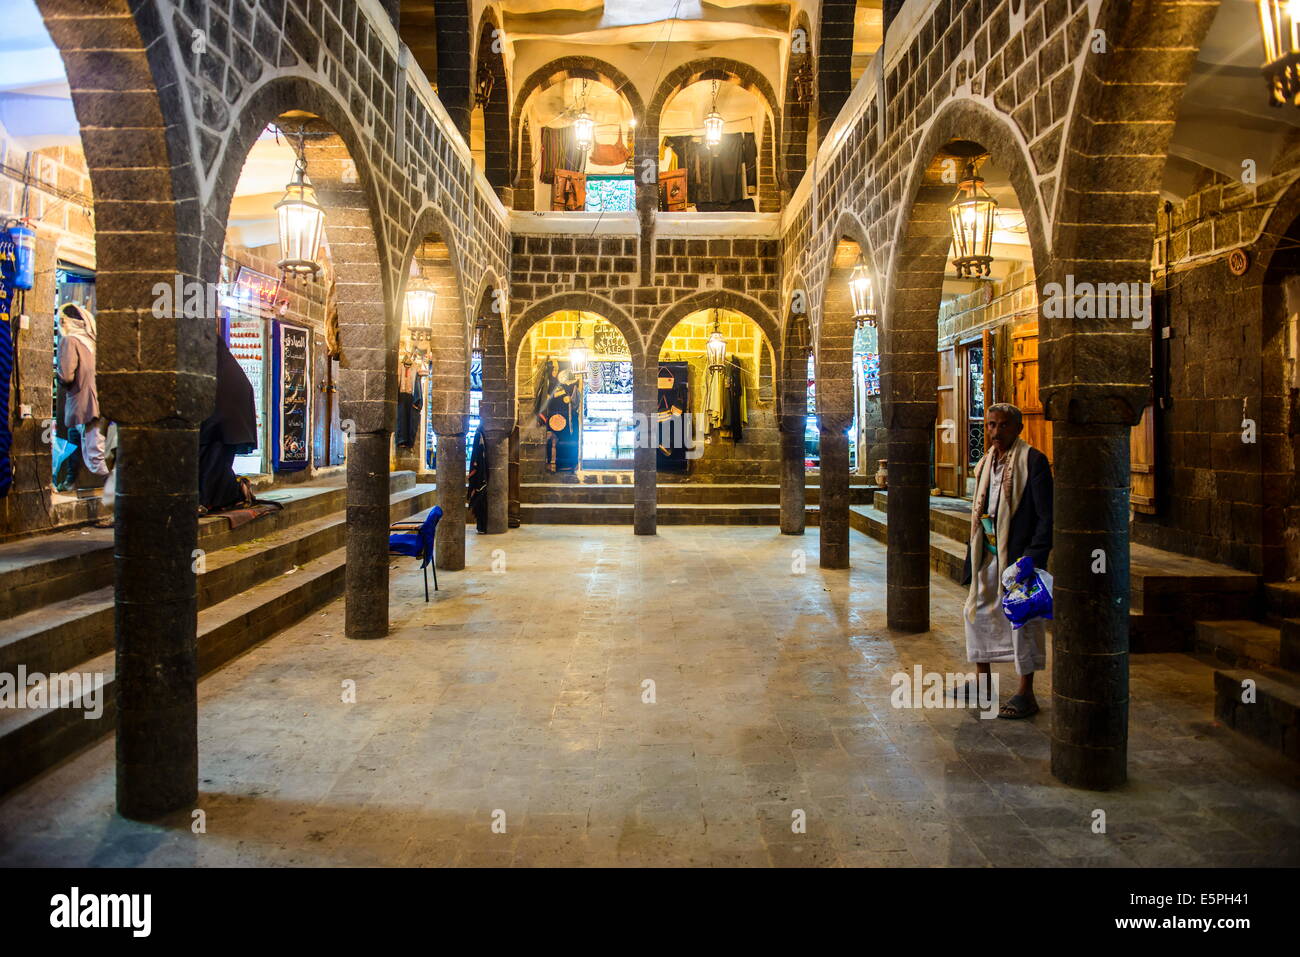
[466,428,488,533]
[198,337,259,514]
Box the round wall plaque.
[1228,248,1249,276]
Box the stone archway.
[883,98,1054,632]
[470,270,513,534]
[474,7,511,198]
[509,57,646,190]
[1038,0,1219,790]
[814,211,878,569]
[779,279,814,535]
[399,205,471,570]
[645,58,784,214]
[34,0,204,823]
[783,11,815,196]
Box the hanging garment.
[656,361,689,472]
[697,132,758,211]
[467,428,488,532]
[659,142,679,172]
[394,374,423,449]
[198,338,258,511]
[705,365,725,430]
[726,361,746,442]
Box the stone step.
[0,471,418,621]
[1194,620,1283,669]
[1265,583,1300,623]
[0,481,439,796]
[1282,620,1300,672]
[0,484,437,713]
[850,505,966,584]
[1213,667,1300,762]
[519,482,875,506]
[519,502,825,525]
[861,497,1261,653]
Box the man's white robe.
[963,438,1047,676]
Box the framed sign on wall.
[272,320,311,471]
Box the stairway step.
[519,483,875,506]
[519,502,827,525]
[1214,667,1300,762]
[849,505,966,584]
[1265,582,1300,622]
[1282,620,1300,672]
[0,473,420,621]
[1194,620,1283,669]
[0,479,436,796]
[0,484,436,697]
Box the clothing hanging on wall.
[539,125,588,185]
[661,133,757,210]
[394,357,423,449]
[656,361,689,472]
[725,358,748,442]
[535,358,580,472]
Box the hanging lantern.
[1259,1,1300,105]
[573,109,594,153]
[275,143,326,279]
[791,61,815,104]
[471,317,485,359]
[568,323,589,374]
[475,63,495,108]
[703,79,724,148]
[705,310,727,369]
[405,287,436,335]
[848,258,877,328]
[947,161,998,279]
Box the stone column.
[886,426,930,632]
[818,427,849,568]
[508,425,521,528]
[779,425,805,535]
[1050,421,1130,789]
[115,423,198,820]
[484,427,509,534]
[633,364,657,535]
[345,431,390,640]
[435,431,467,569]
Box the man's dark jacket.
[960,445,1053,586]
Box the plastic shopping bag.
[1001,555,1053,630]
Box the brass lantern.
[1259,1,1300,105]
[573,109,595,153]
[275,143,326,279]
[947,161,998,279]
[791,60,815,104]
[405,287,436,336]
[705,309,727,369]
[703,80,725,148]
[571,78,594,153]
[568,323,589,374]
[848,258,877,329]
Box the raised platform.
[0,472,437,796]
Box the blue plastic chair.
[388,505,442,601]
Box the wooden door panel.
[935,346,960,495]
[1011,321,1052,464]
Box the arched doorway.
[515,310,636,476]
[654,308,778,479]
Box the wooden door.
[935,345,961,495]
[1130,403,1156,513]
[1011,320,1053,463]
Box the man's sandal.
[997,694,1039,719]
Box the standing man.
[960,403,1053,718]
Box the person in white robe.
[959,403,1054,719]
